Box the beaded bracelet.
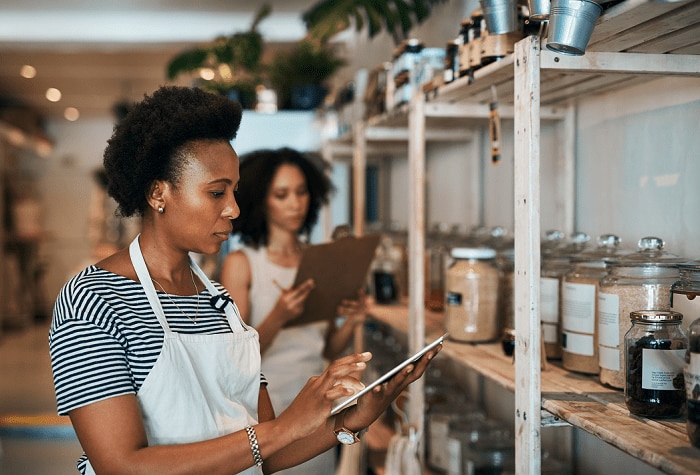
[245,425,263,467]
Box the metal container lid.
[452,247,497,260]
[630,310,684,323]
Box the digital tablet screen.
[330,333,447,415]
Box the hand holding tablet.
[330,333,447,415]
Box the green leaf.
[166,48,209,80]
[303,0,448,44]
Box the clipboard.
[330,333,447,415]
[285,233,381,327]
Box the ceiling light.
[64,107,80,121]
[199,68,215,81]
[46,88,62,102]
[20,65,37,79]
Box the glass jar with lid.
[497,247,515,356]
[598,237,685,389]
[624,310,687,418]
[445,247,500,342]
[671,260,700,334]
[685,315,700,448]
[540,232,589,360]
[561,234,626,374]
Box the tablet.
[330,333,447,415]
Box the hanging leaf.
[303,0,448,44]
[166,48,209,80]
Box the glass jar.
[497,247,515,356]
[427,401,485,473]
[598,237,684,389]
[445,247,500,342]
[425,223,451,312]
[671,260,700,334]
[541,251,572,360]
[561,234,625,374]
[685,315,700,448]
[624,310,687,418]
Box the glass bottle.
[624,310,686,418]
[685,316,700,448]
[445,247,500,342]
[598,237,685,389]
[561,234,625,374]
[425,223,450,312]
[671,260,700,334]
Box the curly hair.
[103,86,243,217]
[232,147,333,246]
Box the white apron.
[84,236,262,475]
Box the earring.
[157,206,165,214]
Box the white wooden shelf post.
[514,35,543,475]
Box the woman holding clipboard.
[221,148,367,474]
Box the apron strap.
[189,255,249,333]
[129,234,249,334]
[129,235,172,333]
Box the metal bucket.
[546,0,603,55]
[479,0,518,34]
[528,0,551,21]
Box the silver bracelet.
[245,425,263,467]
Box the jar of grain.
[624,310,687,418]
[685,315,700,448]
[671,260,700,334]
[445,247,500,342]
[598,237,685,389]
[540,232,589,360]
[561,234,626,374]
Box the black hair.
[103,86,243,217]
[232,147,333,246]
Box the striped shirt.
[49,265,265,417]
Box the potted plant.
[165,5,270,109]
[269,38,346,110]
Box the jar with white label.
[445,247,500,342]
[561,234,625,374]
[624,310,687,418]
[540,251,572,360]
[685,315,700,448]
[671,260,700,334]
[598,237,685,389]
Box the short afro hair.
[232,147,333,246]
[103,86,242,217]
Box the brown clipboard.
[285,233,381,327]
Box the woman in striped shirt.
[48,85,440,474]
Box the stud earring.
[158,206,165,214]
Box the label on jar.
[599,345,620,371]
[542,322,558,344]
[540,277,559,324]
[447,291,463,306]
[446,436,462,475]
[642,349,686,390]
[562,282,596,333]
[598,292,619,347]
[562,330,594,356]
[685,353,700,419]
[428,414,451,470]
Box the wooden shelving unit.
[333,0,700,473]
[369,303,698,475]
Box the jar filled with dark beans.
[625,310,687,418]
[685,316,700,447]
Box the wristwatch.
[333,409,363,445]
